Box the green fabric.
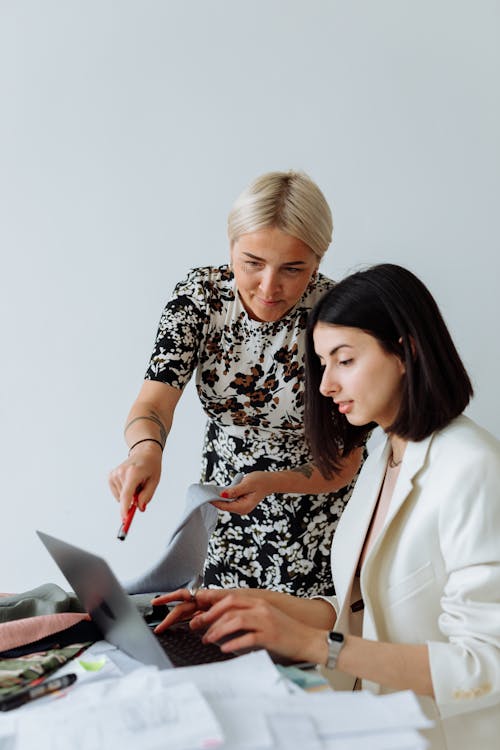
[0,584,84,623]
[0,643,89,696]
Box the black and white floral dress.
[146,265,359,597]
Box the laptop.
[37,530,240,670]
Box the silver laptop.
[36,530,238,670]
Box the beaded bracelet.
[128,438,164,455]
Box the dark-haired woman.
[156,264,500,750]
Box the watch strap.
[325,630,344,670]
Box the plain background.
[1,1,499,592]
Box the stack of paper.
[159,651,431,749]
[166,652,432,749]
[9,669,223,750]
[0,647,432,750]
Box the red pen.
[117,492,140,541]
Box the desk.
[0,641,431,750]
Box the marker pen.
[117,492,140,541]
[0,673,77,712]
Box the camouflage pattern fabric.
[0,643,89,696]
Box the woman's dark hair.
[305,263,473,478]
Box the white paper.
[322,730,428,750]
[1,649,433,750]
[204,688,431,749]
[267,713,322,750]
[264,689,432,737]
[210,697,273,749]
[0,716,16,747]
[15,670,223,750]
[159,650,290,699]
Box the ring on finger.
[187,585,201,602]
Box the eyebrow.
[331,344,352,355]
[242,251,308,266]
[318,344,353,359]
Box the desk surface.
[0,641,430,750]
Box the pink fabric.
[0,612,89,652]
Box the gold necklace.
[388,453,403,468]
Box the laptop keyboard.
[154,625,238,667]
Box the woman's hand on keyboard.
[152,588,200,633]
[190,591,327,666]
[152,587,260,634]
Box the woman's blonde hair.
[227,171,333,260]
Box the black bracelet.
[128,438,164,455]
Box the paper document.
[322,730,428,749]
[159,649,290,698]
[12,668,223,750]
[284,689,432,736]
[0,648,433,750]
[268,713,323,750]
[157,651,431,749]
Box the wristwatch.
[325,631,344,669]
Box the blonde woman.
[109,171,363,596]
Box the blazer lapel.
[332,438,390,624]
[363,433,434,569]
[335,432,435,630]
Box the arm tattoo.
[125,412,167,445]
[149,410,168,445]
[291,463,314,479]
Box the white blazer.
[328,415,500,750]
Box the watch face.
[328,631,344,644]
[326,630,344,670]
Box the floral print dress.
[146,265,359,597]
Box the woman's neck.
[388,435,408,468]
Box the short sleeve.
[310,594,339,616]
[145,268,210,390]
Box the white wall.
[1,0,499,592]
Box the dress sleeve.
[428,448,500,718]
[310,595,339,616]
[145,268,210,390]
